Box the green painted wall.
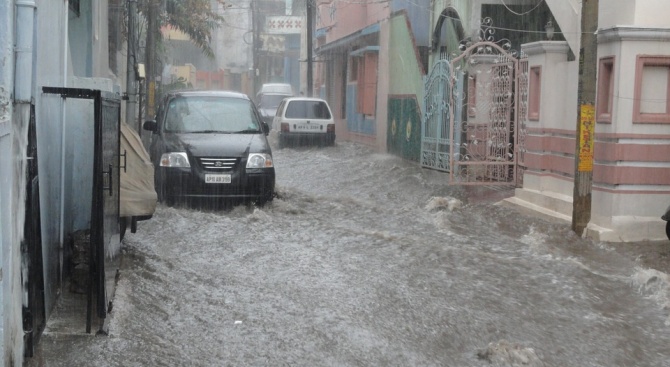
[384,1,485,161]
[387,14,425,161]
[388,15,424,97]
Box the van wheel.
[666,221,670,240]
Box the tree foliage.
[138,0,226,58]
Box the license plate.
[205,174,231,184]
[296,124,321,130]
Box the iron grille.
[200,157,237,171]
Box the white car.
[272,97,335,148]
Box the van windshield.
[259,94,288,109]
[285,101,332,119]
[164,96,261,133]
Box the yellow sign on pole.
[578,104,595,172]
[148,81,156,118]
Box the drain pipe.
[14,1,35,104]
[58,1,69,283]
[126,0,137,129]
[14,0,36,363]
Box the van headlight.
[246,153,273,168]
[160,152,191,167]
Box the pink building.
[315,0,391,148]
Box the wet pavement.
[26,141,670,367]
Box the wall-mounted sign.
[578,104,595,172]
[260,35,286,53]
[265,16,304,34]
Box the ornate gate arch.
[421,18,528,186]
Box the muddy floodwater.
[29,141,670,367]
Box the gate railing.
[421,59,453,172]
[421,19,529,187]
[517,56,529,187]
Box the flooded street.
[31,141,670,366]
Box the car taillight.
[327,124,335,133]
[281,123,289,132]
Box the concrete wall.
[588,27,670,241]
[92,0,111,79]
[599,0,670,29]
[0,0,16,363]
[214,2,251,74]
[36,0,118,319]
[34,0,69,324]
[68,0,93,77]
[510,3,670,242]
[0,0,119,361]
[510,41,578,225]
[377,20,390,154]
[317,0,389,45]
[391,0,431,46]
[544,0,580,54]
[633,0,670,27]
[315,0,390,150]
[170,64,197,85]
[429,0,472,68]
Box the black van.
[143,91,275,206]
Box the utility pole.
[571,0,599,235]
[126,0,138,130]
[306,0,313,97]
[251,0,258,96]
[145,0,157,122]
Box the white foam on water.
[519,225,548,253]
[477,339,549,367]
[424,196,463,212]
[631,267,670,325]
[247,207,271,222]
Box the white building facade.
[508,0,670,241]
[0,0,122,364]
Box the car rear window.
[285,100,332,119]
[164,96,261,133]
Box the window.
[597,57,614,123]
[528,66,541,121]
[633,55,670,124]
[285,101,332,119]
[356,53,378,116]
[276,100,286,117]
[349,56,359,82]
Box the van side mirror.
[143,120,157,132]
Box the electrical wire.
[499,0,545,16]
[313,0,590,37]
